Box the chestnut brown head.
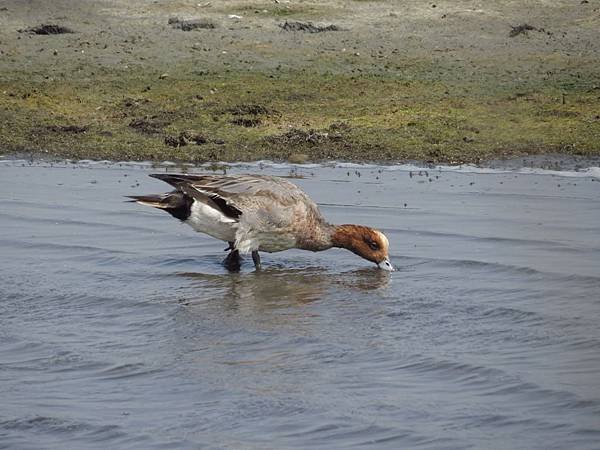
[331,225,394,271]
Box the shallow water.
[1,160,599,450]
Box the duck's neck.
[330,224,366,250]
[297,223,361,252]
[294,221,333,251]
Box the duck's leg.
[251,251,261,270]
[223,242,241,272]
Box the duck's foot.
[223,249,241,272]
[252,251,261,271]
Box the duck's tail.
[127,191,193,221]
[127,194,170,208]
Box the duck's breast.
[233,203,299,253]
[256,231,297,253]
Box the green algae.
[1,67,599,163]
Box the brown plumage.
[331,225,391,264]
[130,173,394,271]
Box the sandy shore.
[1,0,599,163]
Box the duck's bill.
[378,259,395,272]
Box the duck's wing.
[149,174,318,221]
[151,173,303,198]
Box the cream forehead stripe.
[374,230,389,251]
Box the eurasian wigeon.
[130,173,394,272]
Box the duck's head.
[332,225,394,271]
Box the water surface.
[1,160,599,449]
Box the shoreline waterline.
[2,154,600,179]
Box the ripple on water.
[0,416,128,448]
[1,161,599,450]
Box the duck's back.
[151,174,327,253]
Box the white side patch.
[185,201,237,243]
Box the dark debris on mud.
[262,122,399,160]
[225,104,271,116]
[44,124,88,133]
[509,23,551,37]
[168,17,216,31]
[126,108,176,135]
[279,21,341,33]
[128,118,163,135]
[230,117,262,127]
[225,103,273,127]
[120,97,150,109]
[19,24,75,35]
[164,130,207,147]
[267,125,347,147]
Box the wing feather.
[151,174,313,206]
[149,174,323,233]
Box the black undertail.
[149,173,242,220]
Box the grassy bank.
[1,67,599,164]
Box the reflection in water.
[169,268,392,369]
[178,267,391,310]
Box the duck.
[129,173,394,272]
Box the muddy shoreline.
[1,0,599,164]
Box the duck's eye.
[366,240,379,251]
